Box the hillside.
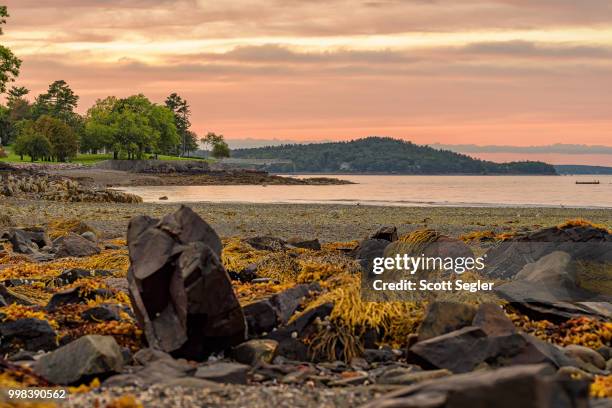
[232,137,557,175]
[555,165,612,175]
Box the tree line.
[0,6,229,162]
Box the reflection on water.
[117,175,612,208]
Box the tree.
[201,132,230,159]
[82,96,118,153]
[32,80,79,120]
[0,6,21,94]
[33,115,79,162]
[165,93,191,155]
[184,130,199,156]
[14,121,52,162]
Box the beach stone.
[351,238,389,271]
[417,301,478,341]
[80,231,97,243]
[286,237,321,250]
[243,299,278,336]
[472,303,516,337]
[363,364,587,408]
[195,362,250,384]
[133,348,174,365]
[363,347,398,363]
[81,304,122,322]
[269,283,321,324]
[1,228,43,254]
[127,206,245,361]
[369,225,398,242]
[233,339,278,366]
[0,318,58,352]
[104,358,195,387]
[45,286,113,311]
[53,233,100,258]
[563,345,606,370]
[269,302,334,342]
[515,251,575,284]
[35,335,124,384]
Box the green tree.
[32,80,79,120]
[82,96,118,153]
[0,6,21,94]
[148,104,180,156]
[34,115,79,161]
[201,132,230,159]
[14,121,52,162]
[165,93,190,155]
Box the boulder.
[0,284,36,306]
[127,206,245,361]
[53,233,101,258]
[133,348,174,365]
[1,228,50,254]
[417,301,478,342]
[35,335,124,384]
[369,225,398,242]
[362,364,588,408]
[269,283,320,324]
[45,286,113,311]
[243,299,278,336]
[472,303,516,337]
[0,318,58,352]
[515,251,575,284]
[80,231,97,243]
[563,345,606,371]
[81,304,122,322]
[350,239,389,271]
[233,339,278,366]
[104,357,195,388]
[286,237,321,250]
[195,362,250,384]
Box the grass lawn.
[0,145,209,165]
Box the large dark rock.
[53,233,101,258]
[45,286,113,312]
[362,364,588,408]
[243,299,278,335]
[369,225,398,242]
[233,339,278,365]
[350,239,389,271]
[417,301,478,342]
[269,282,320,324]
[81,304,122,322]
[472,303,516,337]
[1,228,50,254]
[127,206,245,361]
[34,335,124,384]
[0,318,58,352]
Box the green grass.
[0,145,210,165]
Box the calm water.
[118,175,612,208]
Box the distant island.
[554,165,612,175]
[232,137,557,175]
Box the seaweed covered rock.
[53,233,101,258]
[127,205,246,361]
[0,318,58,353]
[1,227,51,255]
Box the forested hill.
[232,137,557,175]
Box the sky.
[2,0,612,164]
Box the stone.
[563,345,606,370]
[472,303,516,337]
[369,225,398,242]
[1,228,48,254]
[0,284,36,306]
[243,299,277,336]
[269,283,321,324]
[35,335,124,384]
[133,348,174,365]
[233,339,278,366]
[195,362,250,384]
[515,251,575,284]
[53,233,101,258]
[127,206,245,361]
[286,237,321,250]
[245,236,286,251]
[362,364,588,408]
[417,301,478,342]
[81,304,122,322]
[350,239,388,272]
[80,231,97,243]
[56,268,112,285]
[363,348,399,364]
[45,286,113,311]
[104,358,195,387]
[377,367,452,385]
[0,318,58,352]
[269,302,333,342]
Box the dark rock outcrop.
[53,233,101,258]
[127,206,246,361]
[0,318,58,353]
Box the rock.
[45,286,113,311]
[245,236,286,251]
[563,345,606,370]
[35,335,124,384]
[81,304,122,322]
[233,339,278,366]
[80,231,97,243]
[350,239,388,272]
[286,237,321,250]
[104,358,195,388]
[0,318,58,352]
[133,348,174,365]
[597,346,612,361]
[363,364,588,408]
[56,268,113,285]
[8,350,37,362]
[369,225,398,242]
[195,362,250,384]
[472,303,516,337]
[377,367,452,385]
[274,338,309,362]
[417,301,478,342]
[53,233,101,258]
[127,206,245,360]
[0,284,36,306]
[268,302,334,342]
[363,348,399,364]
[515,251,575,284]
[1,228,49,254]
[556,366,595,381]
[269,283,321,324]
[159,196,168,200]
[244,299,278,336]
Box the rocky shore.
[0,197,610,407]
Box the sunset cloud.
[2,0,612,160]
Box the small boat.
[575,180,600,185]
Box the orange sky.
[2,0,612,164]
